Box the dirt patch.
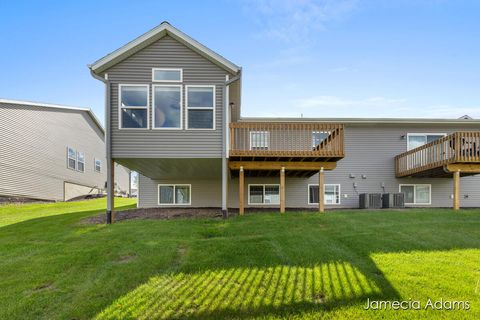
[82,207,226,224]
[26,283,55,295]
[113,253,137,264]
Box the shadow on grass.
[1,208,479,319]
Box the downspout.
[89,68,113,223]
[222,72,241,218]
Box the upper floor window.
[152,68,182,82]
[153,85,182,129]
[312,131,329,149]
[67,147,76,170]
[67,147,85,172]
[94,159,102,173]
[119,84,149,129]
[250,131,269,150]
[407,133,446,150]
[186,85,215,129]
[77,152,85,172]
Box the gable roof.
[89,21,240,75]
[0,98,104,134]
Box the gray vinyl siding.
[138,123,480,209]
[0,103,106,201]
[104,35,230,158]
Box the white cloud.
[242,0,359,43]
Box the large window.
[158,184,191,205]
[153,85,182,129]
[152,68,182,82]
[250,131,269,150]
[312,131,329,149]
[308,184,341,205]
[67,147,76,170]
[400,184,431,205]
[407,133,446,150]
[186,85,215,129]
[248,184,280,205]
[119,84,149,129]
[76,152,85,172]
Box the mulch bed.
[82,207,230,224]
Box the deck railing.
[395,131,480,177]
[229,122,345,158]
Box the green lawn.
[0,199,479,319]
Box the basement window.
[119,84,149,129]
[248,184,280,205]
[399,184,431,205]
[158,184,191,205]
[308,184,341,205]
[186,86,215,129]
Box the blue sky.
[1,0,479,123]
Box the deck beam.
[445,163,480,174]
[229,161,336,171]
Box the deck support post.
[453,170,460,210]
[239,166,244,215]
[280,167,285,213]
[319,167,325,213]
[106,159,115,224]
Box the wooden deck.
[228,122,345,177]
[395,132,480,178]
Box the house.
[0,99,131,202]
[88,22,480,222]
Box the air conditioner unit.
[382,193,405,208]
[359,193,382,209]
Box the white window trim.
[406,133,447,151]
[307,184,341,205]
[249,131,270,150]
[152,68,183,83]
[185,85,216,130]
[94,158,102,173]
[76,151,85,173]
[157,184,192,206]
[118,84,150,130]
[248,184,280,205]
[152,84,183,130]
[67,146,76,170]
[399,184,432,205]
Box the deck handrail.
[229,122,345,158]
[395,131,480,177]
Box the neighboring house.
[88,22,480,220]
[0,99,131,202]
